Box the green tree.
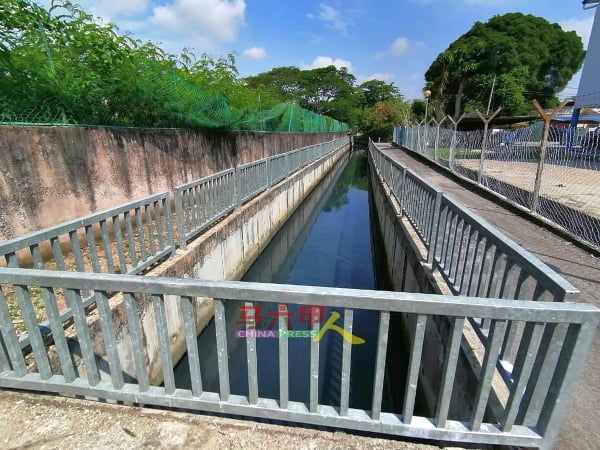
[244,65,360,126]
[425,13,585,117]
[358,98,411,141]
[356,80,402,109]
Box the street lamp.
[423,89,431,120]
[423,90,431,153]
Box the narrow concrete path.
[0,390,445,450]
[377,143,600,450]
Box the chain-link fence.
[393,110,600,250]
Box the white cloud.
[560,16,594,49]
[389,37,410,55]
[150,0,246,42]
[376,37,422,58]
[243,46,266,59]
[308,3,352,34]
[304,56,353,71]
[357,73,395,84]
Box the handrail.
[0,135,350,348]
[174,136,349,249]
[0,267,597,449]
[368,138,578,303]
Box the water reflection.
[174,152,391,410]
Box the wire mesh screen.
[479,124,542,209]
[536,127,600,247]
[395,121,600,250]
[452,129,483,182]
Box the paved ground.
[456,159,600,219]
[378,143,600,450]
[0,389,451,450]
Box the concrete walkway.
[0,389,447,450]
[377,143,600,450]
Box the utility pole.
[486,75,496,116]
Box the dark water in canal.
[173,152,396,410]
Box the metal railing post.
[266,156,271,189]
[173,188,187,250]
[400,165,407,213]
[427,190,443,265]
[234,166,240,208]
[164,194,175,255]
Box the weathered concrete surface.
[378,143,600,450]
[0,126,344,240]
[0,389,450,450]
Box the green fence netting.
[0,69,348,133]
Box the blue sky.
[37,0,596,100]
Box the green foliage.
[359,99,411,141]
[425,13,585,117]
[410,99,430,122]
[244,67,409,132]
[244,65,360,127]
[356,80,403,109]
[0,0,346,131]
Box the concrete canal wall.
[0,125,344,240]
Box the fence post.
[530,99,570,214]
[173,188,187,251]
[446,114,464,173]
[434,117,447,163]
[476,107,502,185]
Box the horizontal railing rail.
[174,136,349,249]
[0,268,597,449]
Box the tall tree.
[244,65,359,125]
[356,80,402,109]
[425,13,585,117]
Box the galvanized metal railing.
[0,136,349,348]
[173,168,237,250]
[0,268,597,449]
[0,192,174,275]
[369,138,578,302]
[369,139,584,391]
[370,139,443,255]
[0,192,174,349]
[174,136,349,249]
